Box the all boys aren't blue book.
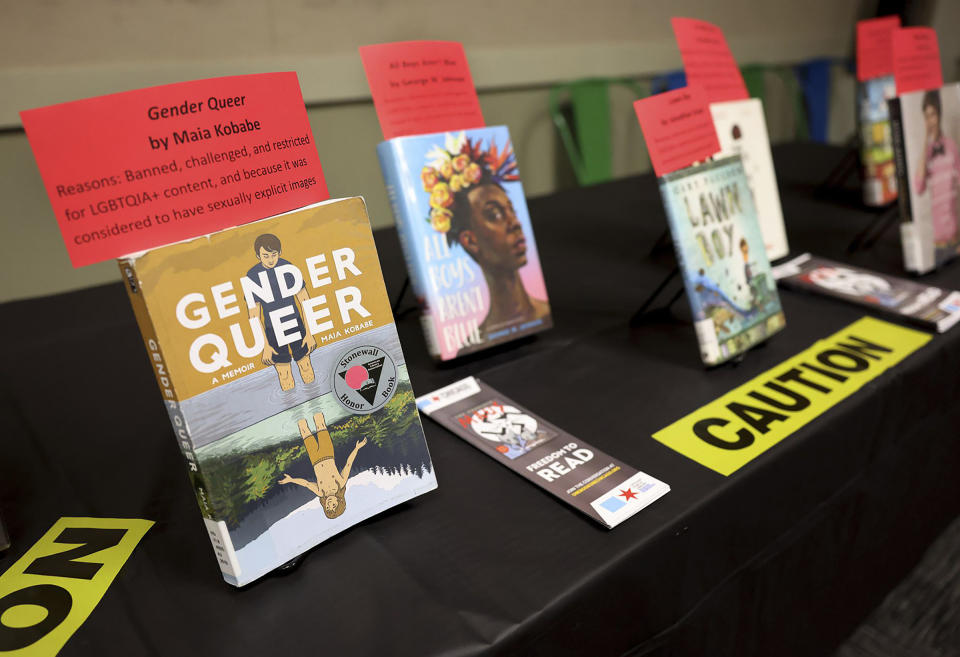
[378,126,552,361]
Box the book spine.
[117,261,241,578]
[888,97,926,273]
[377,140,441,359]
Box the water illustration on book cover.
[659,155,786,365]
[119,198,437,586]
[378,126,552,360]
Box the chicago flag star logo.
[618,487,638,501]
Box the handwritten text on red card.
[634,86,721,177]
[856,15,901,81]
[893,27,943,95]
[360,41,485,140]
[20,73,328,267]
[671,17,748,104]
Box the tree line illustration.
[193,381,429,529]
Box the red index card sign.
[856,15,901,82]
[360,41,485,140]
[671,17,748,104]
[893,27,943,95]
[20,72,328,267]
[633,86,721,177]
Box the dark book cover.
[773,253,960,333]
[418,377,669,528]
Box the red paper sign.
[856,15,901,82]
[893,27,943,95]
[671,18,748,104]
[359,41,485,140]
[633,86,721,177]
[20,72,328,267]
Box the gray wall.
[2,0,958,302]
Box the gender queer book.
[118,197,437,586]
[858,75,899,206]
[709,98,790,260]
[773,253,960,333]
[888,82,960,274]
[659,155,786,366]
[378,126,552,361]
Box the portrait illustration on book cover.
[419,132,551,356]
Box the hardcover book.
[773,253,960,333]
[888,82,960,273]
[709,98,790,260]
[378,126,552,361]
[658,155,786,366]
[119,197,437,586]
[858,75,899,206]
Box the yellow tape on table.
[0,517,153,656]
[653,317,931,476]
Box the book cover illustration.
[858,75,899,206]
[658,155,786,366]
[378,126,552,360]
[773,253,960,333]
[889,82,960,273]
[417,377,669,529]
[119,197,437,586]
[709,98,790,260]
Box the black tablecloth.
[3,144,960,656]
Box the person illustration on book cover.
[247,233,317,391]
[279,411,367,519]
[915,89,960,253]
[421,133,549,344]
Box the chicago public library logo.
[333,345,397,414]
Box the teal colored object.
[549,78,647,186]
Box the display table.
[3,143,959,656]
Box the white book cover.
[710,98,790,261]
[889,83,960,274]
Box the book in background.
[659,155,786,366]
[378,127,552,361]
[858,75,899,207]
[774,253,960,333]
[119,197,437,586]
[709,98,790,260]
[889,82,960,274]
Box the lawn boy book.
[659,155,786,366]
[417,377,669,528]
[119,197,437,586]
[858,75,899,206]
[888,82,960,274]
[773,253,960,333]
[709,98,790,260]
[377,126,552,361]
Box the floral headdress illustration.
[421,132,519,237]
